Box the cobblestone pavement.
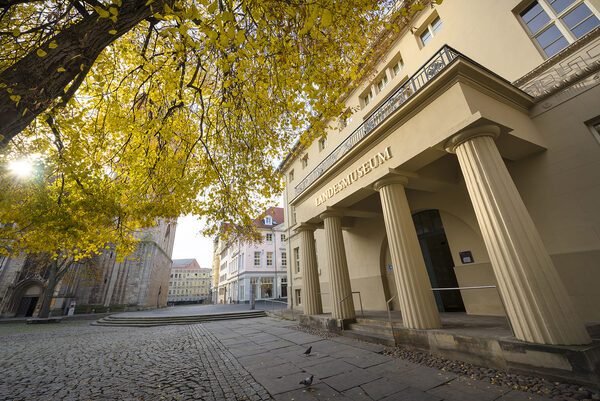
[0,316,556,401]
[0,321,271,401]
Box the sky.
[171,195,284,268]
[171,215,214,268]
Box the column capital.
[319,209,343,220]
[373,175,409,192]
[295,223,318,233]
[445,124,501,154]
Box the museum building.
[280,0,600,354]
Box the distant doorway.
[281,278,287,298]
[413,210,465,312]
[16,296,39,317]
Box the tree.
[0,0,426,315]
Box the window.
[362,90,373,106]
[266,233,273,242]
[291,206,297,225]
[266,251,273,266]
[258,277,273,298]
[318,137,327,152]
[281,251,287,267]
[265,216,272,225]
[294,247,300,273]
[295,289,302,305]
[301,154,309,168]
[281,234,286,242]
[587,119,600,144]
[420,16,443,46]
[254,251,261,266]
[519,0,599,57]
[392,59,404,76]
[289,170,294,182]
[376,74,388,92]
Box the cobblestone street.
[0,316,555,401]
[0,320,271,401]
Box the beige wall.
[283,1,600,322]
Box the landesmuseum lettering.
[315,146,392,206]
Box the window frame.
[376,74,388,92]
[265,232,273,242]
[362,89,373,107]
[266,251,273,266]
[318,137,327,152]
[281,250,287,267]
[585,117,600,144]
[301,154,309,169]
[293,247,300,273]
[253,251,261,266]
[419,15,443,47]
[517,0,600,58]
[392,59,404,76]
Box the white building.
[215,207,287,304]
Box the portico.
[285,46,595,348]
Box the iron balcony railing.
[293,45,460,199]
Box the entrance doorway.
[16,296,39,317]
[413,210,465,312]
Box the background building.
[214,207,287,304]
[281,0,600,347]
[167,259,211,304]
[0,220,176,317]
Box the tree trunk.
[0,0,170,148]
[37,260,57,318]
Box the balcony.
[293,45,460,200]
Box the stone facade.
[280,0,600,345]
[0,220,176,317]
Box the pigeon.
[303,346,312,356]
[299,375,313,387]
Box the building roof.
[172,258,197,267]
[253,207,284,229]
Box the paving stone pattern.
[0,317,556,401]
[202,318,555,401]
[0,321,270,401]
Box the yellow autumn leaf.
[57,67,66,72]
[36,49,47,57]
[108,29,117,35]
[49,40,58,49]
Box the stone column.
[297,225,323,315]
[374,176,441,329]
[446,125,591,345]
[320,211,355,320]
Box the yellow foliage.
[0,0,415,257]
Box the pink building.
[216,207,287,303]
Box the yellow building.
[280,0,600,381]
[167,259,212,304]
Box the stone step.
[93,311,266,327]
[347,322,396,337]
[355,317,403,328]
[105,311,263,320]
[342,329,396,347]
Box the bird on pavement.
[299,375,313,387]
[303,346,312,356]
